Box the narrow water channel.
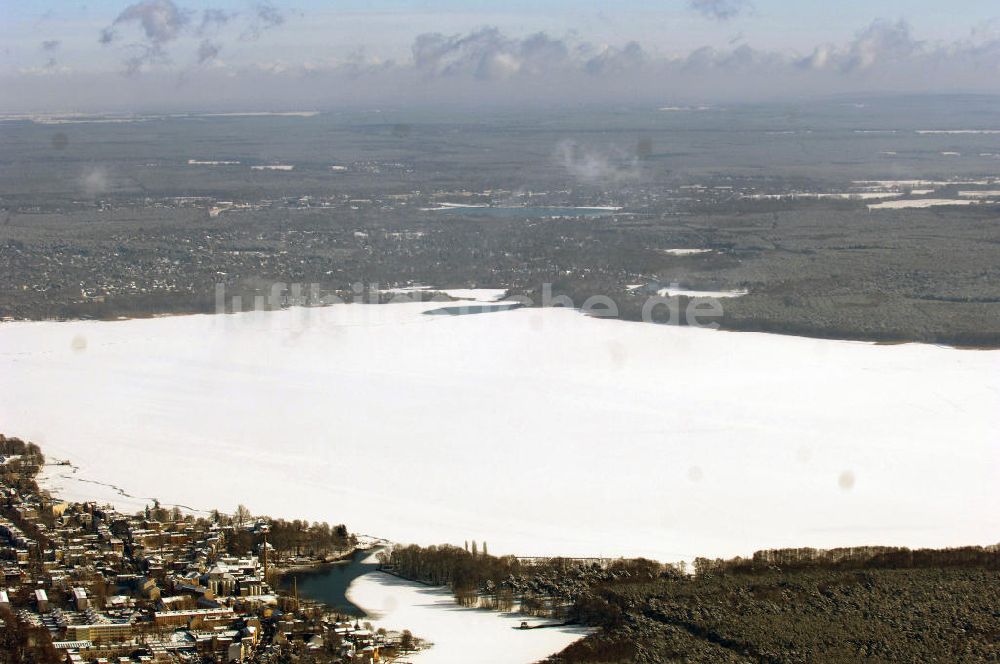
[280,548,382,616]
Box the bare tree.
[234,504,252,528]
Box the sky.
[2,0,1000,111]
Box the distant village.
[0,435,421,664]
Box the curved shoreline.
[343,552,594,663]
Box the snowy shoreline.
[2,286,994,350]
[346,552,593,663]
[32,457,595,663]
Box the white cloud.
[412,28,572,80]
[100,0,191,48]
[99,0,288,72]
[689,0,753,21]
[799,20,919,72]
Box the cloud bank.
[798,20,920,73]
[7,16,1000,111]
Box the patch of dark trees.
[385,540,1000,663]
[224,519,352,560]
[693,544,1000,575]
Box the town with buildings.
[0,435,419,664]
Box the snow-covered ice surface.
[657,287,748,298]
[438,289,507,302]
[347,553,592,663]
[380,287,507,302]
[38,461,207,516]
[662,248,713,256]
[1,300,999,562]
[959,190,1000,198]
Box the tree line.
[693,544,1000,576]
[218,505,353,560]
[383,543,668,611]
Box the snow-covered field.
[748,192,904,200]
[854,179,999,188]
[347,553,592,663]
[1,299,998,563]
[916,129,1000,134]
[867,198,980,210]
[187,159,241,166]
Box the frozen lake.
[1,300,999,562]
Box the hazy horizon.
[5,1,1000,112]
